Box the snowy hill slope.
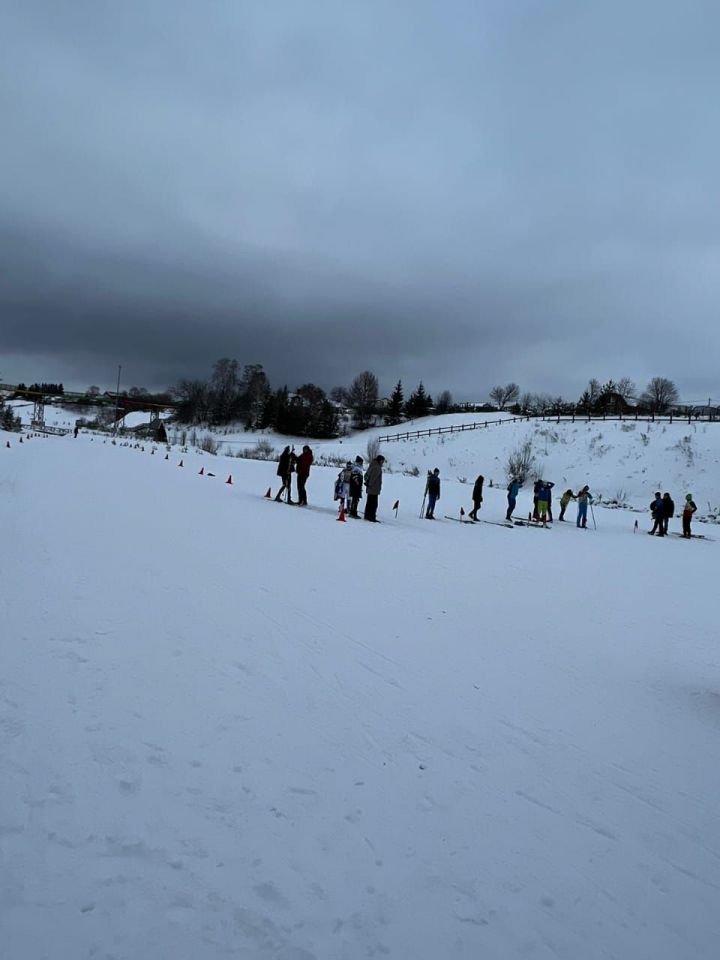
[2,431,720,959]
[201,414,720,514]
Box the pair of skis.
[443,509,514,529]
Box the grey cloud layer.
[1,1,719,399]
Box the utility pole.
[113,364,122,437]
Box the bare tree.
[435,389,453,414]
[489,383,520,410]
[616,377,637,402]
[347,371,379,428]
[640,377,679,413]
[505,439,536,484]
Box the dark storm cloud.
[2,0,719,401]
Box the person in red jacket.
[295,445,314,505]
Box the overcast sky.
[1,1,718,402]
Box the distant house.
[456,401,497,413]
[674,403,719,419]
[595,391,634,415]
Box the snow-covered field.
[2,428,719,959]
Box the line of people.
[649,490,697,538]
[506,478,594,528]
[275,445,388,521]
[334,454,386,521]
[275,448,700,537]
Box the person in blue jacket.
[506,477,520,521]
[649,491,665,536]
[576,485,593,528]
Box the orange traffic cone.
[264,487,272,498]
[165,453,169,460]
[19,437,23,443]
[178,459,184,467]
[225,475,233,485]
[5,441,10,448]
[337,505,346,522]
[198,467,204,475]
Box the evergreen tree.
[386,380,404,425]
[405,382,432,419]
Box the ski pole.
[590,502,597,530]
[419,474,429,518]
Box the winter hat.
[355,456,363,464]
[686,493,693,500]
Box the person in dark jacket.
[349,456,364,517]
[544,480,555,521]
[536,481,553,527]
[682,494,697,538]
[649,491,664,535]
[275,446,294,502]
[363,455,385,522]
[469,475,484,521]
[425,468,441,519]
[506,478,520,521]
[532,479,542,520]
[295,445,313,505]
[662,492,675,536]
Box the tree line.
[3,365,689,439]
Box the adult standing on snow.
[649,491,664,536]
[682,494,697,538]
[662,492,675,536]
[532,479,543,520]
[506,477,520,521]
[545,480,555,522]
[536,481,552,527]
[576,485,593,528]
[349,456,364,517]
[558,489,575,521]
[364,454,385,522]
[296,445,313,506]
[469,475,484,521]
[275,446,294,503]
[425,468,441,519]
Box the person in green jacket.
[558,489,575,521]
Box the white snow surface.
[2,430,720,959]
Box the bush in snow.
[198,434,220,455]
[505,439,536,484]
[235,439,276,461]
[366,437,381,463]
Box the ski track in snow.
[1,428,720,959]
